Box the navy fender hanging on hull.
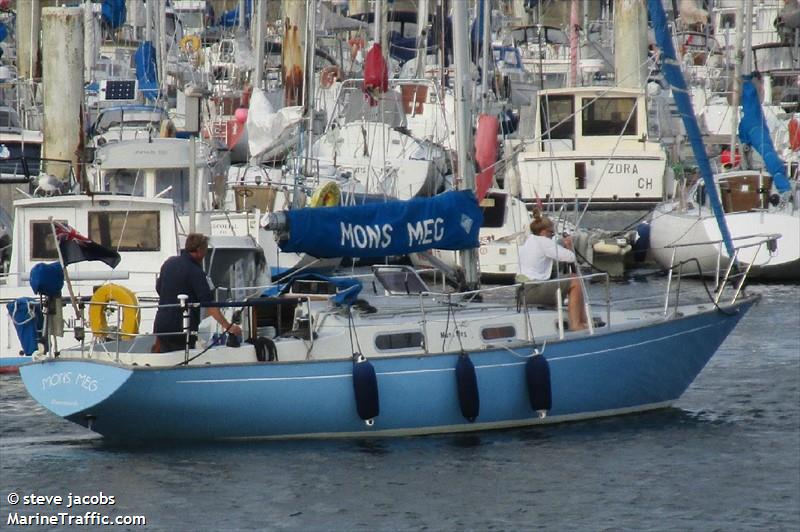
[526,353,552,412]
[352,354,380,424]
[455,353,480,422]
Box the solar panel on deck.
[105,80,137,100]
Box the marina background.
[2,278,797,530]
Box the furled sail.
[275,190,482,259]
[738,77,791,194]
[648,0,734,257]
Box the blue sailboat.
[17,188,759,440]
[15,1,759,441]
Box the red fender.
[720,148,741,168]
[789,117,800,151]
[363,43,388,106]
[474,114,499,201]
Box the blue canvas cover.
[101,0,126,29]
[278,190,483,259]
[6,298,43,356]
[29,262,64,297]
[134,42,159,101]
[263,273,362,306]
[738,77,791,193]
[218,0,251,27]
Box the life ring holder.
[309,181,341,208]
[180,35,201,54]
[88,284,140,340]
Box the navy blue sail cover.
[738,77,790,194]
[279,190,483,259]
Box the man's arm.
[206,307,242,337]
[542,238,577,263]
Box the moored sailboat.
[13,0,760,442]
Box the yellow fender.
[309,181,341,208]
[592,242,632,256]
[179,34,201,54]
[89,284,140,340]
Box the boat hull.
[19,298,756,440]
[649,204,800,280]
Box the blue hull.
[19,299,755,440]
[0,356,30,370]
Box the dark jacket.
[153,250,213,348]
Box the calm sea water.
[1,279,798,531]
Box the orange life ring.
[320,65,342,89]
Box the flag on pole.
[54,222,121,269]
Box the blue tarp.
[738,77,791,194]
[101,0,126,30]
[29,262,64,297]
[279,190,483,259]
[6,298,43,356]
[134,41,159,101]
[648,0,735,257]
[218,0,251,27]
[263,273,363,306]
[0,22,7,43]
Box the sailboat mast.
[743,0,754,74]
[415,0,429,79]
[480,0,491,112]
[303,0,317,177]
[253,0,265,91]
[453,0,480,289]
[731,1,743,162]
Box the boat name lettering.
[407,218,445,246]
[439,330,467,339]
[340,222,393,249]
[606,163,639,175]
[133,149,168,156]
[41,371,98,392]
[75,373,99,392]
[637,177,653,190]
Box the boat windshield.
[373,266,429,295]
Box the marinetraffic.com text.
[5,491,146,527]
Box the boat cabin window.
[155,169,190,214]
[480,194,507,228]
[373,266,429,295]
[287,279,338,296]
[105,170,145,196]
[94,109,163,135]
[581,97,637,136]
[375,331,424,351]
[481,325,516,341]
[88,211,160,251]
[29,220,61,260]
[206,248,267,299]
[719,12,736,29]
[539,95,574,146]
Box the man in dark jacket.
[153,233,242,352]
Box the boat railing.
[416,271,611,342]
[663,232,779,314]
